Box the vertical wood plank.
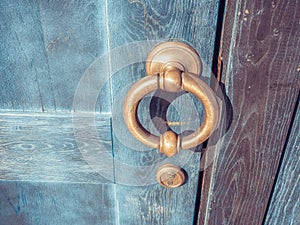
[107,0,220,224]
[264,99,300,225]
[0,0,53,111]
[37,0,110,112]
[200,0,300,224]
[0,0,111,112]
[0,181,117,225]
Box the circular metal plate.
[146,42,202,76]
[156,164,186,188]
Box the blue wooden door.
[0,0,220,224]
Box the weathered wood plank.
[0,0,111,112]
[0,0,54,111]
[107,0,220,224]
[0,112,113,183]
[264,99,300,225]
[0,181,117,225]
[114,154,202,225]
[200,0,300,224]
[37,0,110,112]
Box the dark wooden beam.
[199,0,300,224]
[264,97,299,224]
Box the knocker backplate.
[145,42,202,76]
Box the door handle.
[123,42,220,157]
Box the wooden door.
[1,1,299,225]
[0,0,220,224]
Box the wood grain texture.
[106,0,220,224]
[200,0,300,224]
[115,154,202,225]
[0,181,117,225]
[37,0,110,112]
[0,0,221,224]
[0,112,113,183]
[0,0,111,112]
[0,0,52,111]
[264,100,300,225]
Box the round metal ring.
[123,71,220,155]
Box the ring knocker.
[123,42,220,157]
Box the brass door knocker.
[123,42,220,157]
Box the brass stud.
[157,164,186,188]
